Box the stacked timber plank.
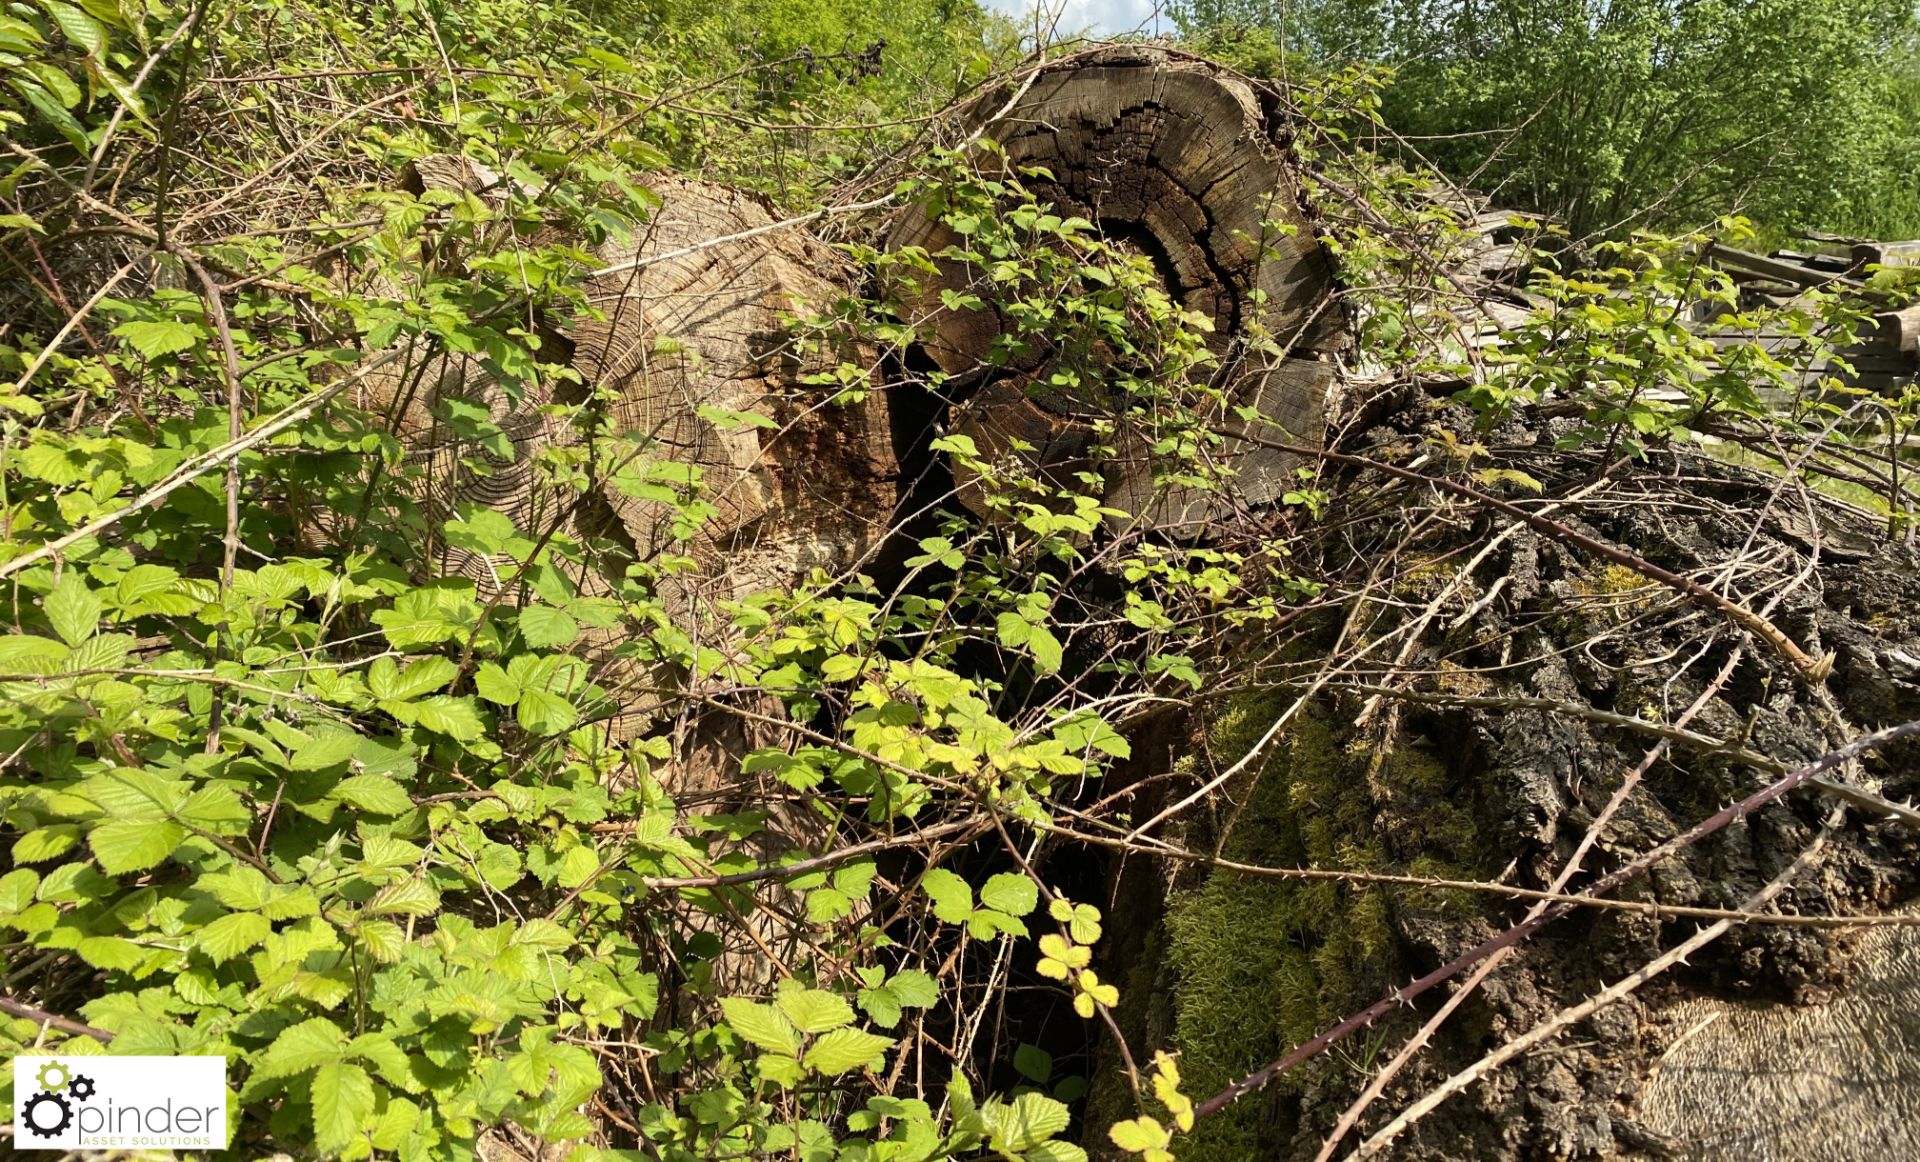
[1701,243,1920,395]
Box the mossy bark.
[1087,404,1920,1161]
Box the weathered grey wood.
[355,174,900,615]
[1712,245,1861,288]
[1853,239,1920,268]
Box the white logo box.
[13,1055,228,1150]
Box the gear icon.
[21,1090,73,1138]
[67,1074,96,1101]
[34,1060,71,1092]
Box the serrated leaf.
[803,1027,892,1075]
[291,730,361,771]
[965,908,1027,941]
[177,785,250,832]
[1027,624,1064,674]
[514,687,577,735]
[367,655,456,702]
[257,1018,346,1078]
[402,695,484,740]
[13,824,79,863]
[370,1096,420,1150]
[885,968,938,1008]
[509,917,573,950]
[833,860,877,896]
[348,1033,418,1093]
[757,1051,804,1087]
[777,987,854,1034]
[197,866,270,910]
[987,1091,1072,1152]
[443,508,518,555]
[920,868,972,924]
[979,872,1038,917]
[111,318,201,358]
[0,868,39,911]
[1014,1043,1053,1084]
[1108,1115,1171,1153]
[89,819,182,873]
[75,935,146,970]
[857,987,901,1029]
[44,574,102,645]
[197,911,271,963]
[474,662,519,705]
[995,611,1030,648]
[354,919,407,963]
[365,879,439,917]
[0,634,68,673]
[330,774,414,815]
[805,886,853,923]
[720,998,801,1056]
[39,0,106,55]
[518,605,579,648]
[1050,899,1104,944]
[311,1061,375,1155]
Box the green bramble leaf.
[777,987,854,1034]
[111,319,202,358]
[979,872,1038,917]
[43,575,102,645]
[518,604,580,648]
[367,656,456,702]
[290,730,360,771]
[803,1027,893,1075]
[89,820,182,873]
[1014,1043,1052,1084]
[365,880,438,917]
[329,774,414,815]
[985,1091,1072,1152]
[885,968,938,1008]
[920,868,972,924]
[196,911,272,963]
[310,1061,375,1155]
[256,1017,346,1079]
[720,998,802,1056]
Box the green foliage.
[1,2,1278,1154]
[1460,217,1882,461]
[14,0,1897,1155]
[1176,0,1920,240]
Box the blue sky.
[982,0,1174,38]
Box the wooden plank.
[1711,246,1861,288]
[1852,240,1920,268]
[1871,306,1920,353]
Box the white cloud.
[983,0,1172,38]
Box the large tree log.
[890,45,1344,529]
[351,165,901,620]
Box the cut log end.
[890,45,1345,529]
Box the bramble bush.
[4,4,1915,1160]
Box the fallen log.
[890,45,1345,530]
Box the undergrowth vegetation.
[2,2,1918,1160]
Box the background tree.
[1173,0,1920,240]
